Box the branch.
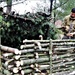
[53,0,70,10]
[3,0,26,8]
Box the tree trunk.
[6,0,12,13]
[50,0,53,16]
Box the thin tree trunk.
[6,0,12,13]
[50,0,53,16]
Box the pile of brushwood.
[0,9,60,49]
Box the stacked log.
[20,40,50,75]
[1,39,75,75]
[52,39,75,75]
[0,45,21,75]
[20,39,75,75]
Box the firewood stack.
[20,40,50,75]
[0,45,21,75]
[1,39,75,75]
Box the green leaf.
[38,29,44,35]
[0,16,3,22]
[6,22,10,27]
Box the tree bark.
[50,0,53,16]
[6,0,12,13]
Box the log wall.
[1,39,75,75]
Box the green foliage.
[1,12,59,49]
[0,16,2,22]
[54,0,75,20]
